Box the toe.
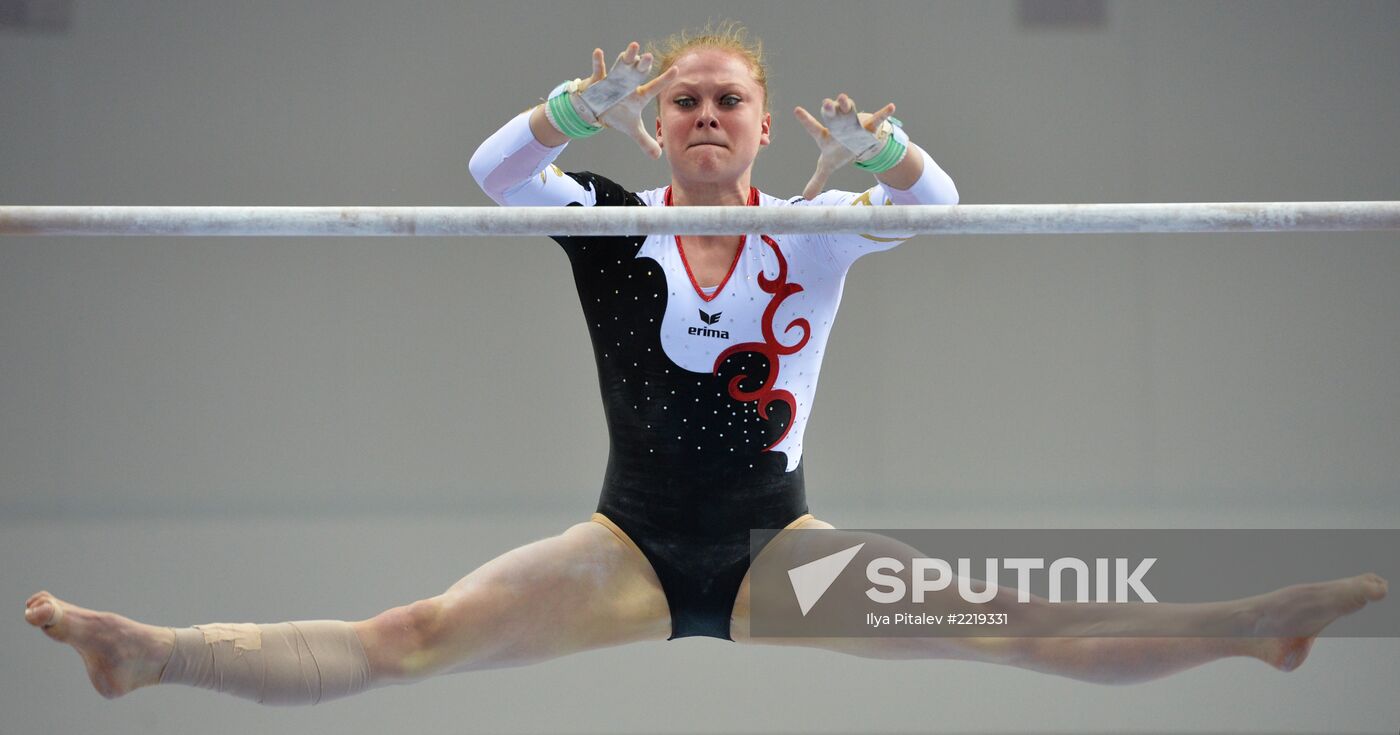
[27,597,66,633]
[25,601,53,627]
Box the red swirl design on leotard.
[713,235,809,452]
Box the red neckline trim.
[665,186,759,303]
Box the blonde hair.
[646,20,770,115]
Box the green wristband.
[852,134,908,173]
[546,88,603,139]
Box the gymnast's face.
[654,49,771,187]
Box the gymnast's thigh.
[729,515,836,644]
[728,519,1027,665]
[424,520,671,671]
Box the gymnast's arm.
[801,140,959,262]
[875,143,941,200]
[469,43,675,206]
[875,144,958,206]
[800,145,958,213]
[467,109,588,207]
[528,105,571,148]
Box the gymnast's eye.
[673,97,694,108]
[721,95,742,106]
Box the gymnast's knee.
[359,597,460,680]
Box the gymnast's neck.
[667,174,752,207]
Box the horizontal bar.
[1,202,1398,237]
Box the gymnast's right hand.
[547,42,678,158]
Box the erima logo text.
[689,309,729,339]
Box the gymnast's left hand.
[794,93,897,200]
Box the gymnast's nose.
[694,104,719,128]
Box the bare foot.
[25,591,176,699]
[1247,573,1388,671]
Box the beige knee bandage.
[159,621,371,706]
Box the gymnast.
[25,23,1387,704]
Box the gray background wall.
[2,1,1397,733]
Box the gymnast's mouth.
[688,142,727,149]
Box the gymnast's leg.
[730,518,1388,685]
[24,519,670,704]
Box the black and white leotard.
[470,110,958,639]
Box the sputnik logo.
[787,543,865,615]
